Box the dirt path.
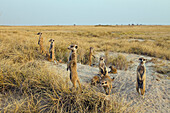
[46,52,170,113]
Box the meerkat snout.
[49,39,54,42]
[100,57,104,61]
[68,44,78,51]
[101,81,107,85]
[139,57,146,64]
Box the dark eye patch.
[71,46,74,48]
[105,81,107,84]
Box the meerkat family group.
[37,32,57,63]
[91,55,146,96]
[36,32,147,97]
[91,56,115,95]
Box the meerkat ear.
[75,45,78,49]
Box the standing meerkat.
[67,44,82,91]
[100,75,115,95]
[89,47,95,66]
[136,57,146,98]
[37,32,44,53]
[99,56,108,76]
[67,45,73,71]
[48,39,56,62]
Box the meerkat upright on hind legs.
[99,56,108,76]
[67,44,82,91]
[48,39,56,62]
[37,32,45,53]
[136,57,147,98]
[89,47,95,66]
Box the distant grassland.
[0,25,170,60]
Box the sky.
[0,0,170,25]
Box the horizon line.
[0,24,170,26]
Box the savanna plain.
[0,25,170,112]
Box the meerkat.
[136,57,146,98]
[67,44,82,91]
[67,45,73,71]
[91,75,101,86]
[109,66,117,74]
[37,32,44,53]
[89,47,95,66]
[99,56,108,76]
[48,39,56,62]
[100,75,115,95]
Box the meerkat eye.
[75,45,78,49]
[105,81,107,84]
[70,45,74,48]
[102,82,104,85]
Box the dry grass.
[148,58,170,77]
[111,55,129,70]
[0,25,169,112]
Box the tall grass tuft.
[111,55,129,70]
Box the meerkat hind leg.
[70,79,77,92]
[136,82,140,95]
[77,79,82,92]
